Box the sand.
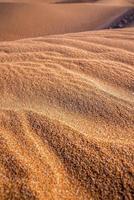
[0,0,134,200]
[0,0,133,41]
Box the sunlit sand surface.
[0,0,134,200]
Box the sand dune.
[0,28,134,199]
[0,0,133,40]
[0,0,134,199]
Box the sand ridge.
[0,27,134,199]
[0,0,133,40]
[0,0,134,199]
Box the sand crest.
[0,0,134,199]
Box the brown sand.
[0,0,133,41]
[0,28,134,199]
[0,0,134,200]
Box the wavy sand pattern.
[0,0,134,200]
[0,28,134,199]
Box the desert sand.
[0,0,133,40]
[0,0,134,200]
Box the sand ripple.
[0,28,134,199]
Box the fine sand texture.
[0,28,134,199]
[0,0,133,41]
[0,0,134,199]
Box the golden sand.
[0,0,134,199]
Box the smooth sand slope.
[0,28,134,199]
[0,0,133,40]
